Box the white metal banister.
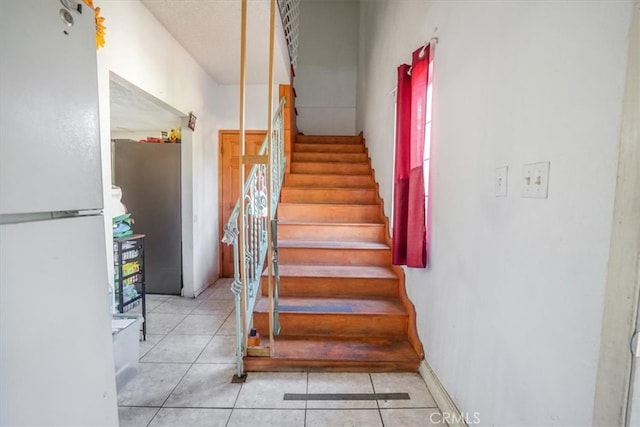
[222,97,286,379]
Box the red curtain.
[392,46,429,268]
[391,64,412,265]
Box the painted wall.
[357,1,633,425]
[296,0,359,135]
[216,84,282,130]
[97,0,220,297]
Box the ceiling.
[110,0,291,133]
[141,0,290,85]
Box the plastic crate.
[112,314,143,390]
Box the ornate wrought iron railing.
[222,97,286,379]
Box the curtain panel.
[392,45,430,268]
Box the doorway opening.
[109,74,184,295]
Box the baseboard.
[419,359,469,427]
[192,281,215,298]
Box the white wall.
[296,0,359,135]
[216,84,282,130]
[97,0,220,297]
[357,1,633,425]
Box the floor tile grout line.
[118,284,233,425]
[225,365,246,427]
[142,407,160,427]
[151,292,227,416]
[369,373,386,427]
[304,371,309,426]
[223,301,245,427]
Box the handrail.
[222,97,286,379]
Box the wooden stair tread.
[280,200,377,206]
[279,202,381,208]
[280,187,377,202]
[292,152,369,163]
[294,158,369,165]
[244,336,420,372]
[295,143,364,151]
[284,173,373,179]
[278,203,382,224]
[296,135,363,144]
[275,264,397,279]
[281,186,375,192]
[283,174,375,188]
[256,297,406,315]
[277,220,384,227]
[279,240,389,250]
[262,336,419,362]
[290,163,370,175]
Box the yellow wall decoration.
[82,0,106,49]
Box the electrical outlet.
[495,166,508,197]
[522,162,550,198]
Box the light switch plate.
[495,166,508,197]
[522,161,550,198]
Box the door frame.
[593,4,640,425]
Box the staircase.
[246,134,424,372]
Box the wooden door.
[219,130,267,277]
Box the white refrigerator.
[0,1,118,425]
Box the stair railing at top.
[222,97,286,380]
[277,0,300,71]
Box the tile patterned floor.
[118,279,446,427]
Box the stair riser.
[292,152,369,163]
[296,135,363,145]
[254,312,408,337]
[278,223,385,242]
[261,277,398,299]
[295,143,364,153]
[280,188,377,204]
[279,247,390,266]
[278,204,381,223]
[283,174,374,188]
[291,162,370,175]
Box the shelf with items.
[113,234,146,340]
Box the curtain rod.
[408,28,439,76]
[390,29,439,94]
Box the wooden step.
[277,221,385,243]
[280,187,377,204]
[292,152,369,163]
[295,143,364,154]
[296,135,363,145]
[283,174,374,188]
[291,162,370,175]
[253,297,408,337]
[278,240,390,266]
[277,203,381,223]
[244,336,420,372]
[261,265,398,298]
[245,130,424,373]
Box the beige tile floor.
[118,279,446,427]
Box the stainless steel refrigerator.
[0,1,118,425]
[113,139,182,295]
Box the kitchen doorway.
[109,75,183,295]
